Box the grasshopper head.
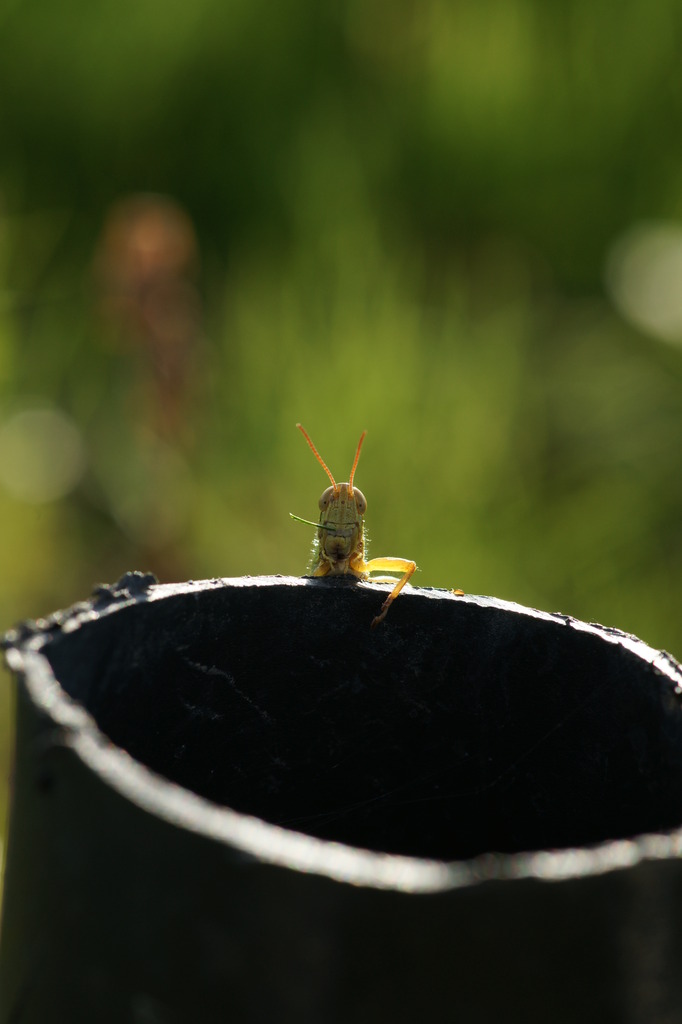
[319,482,367,516]
[317,481,366,564]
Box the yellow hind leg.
[362,556,417,628]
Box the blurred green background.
[2,0,682,876]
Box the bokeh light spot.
[0,406,86,503]
[605,220,682,343]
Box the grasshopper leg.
[362,556,417,628]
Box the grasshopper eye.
[353,488,367,514]
[319,486,336,510]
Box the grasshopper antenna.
[348,430,367,496]
[296,423,339,496]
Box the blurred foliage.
[2,0,682,870]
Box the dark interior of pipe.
[43,578,682,861]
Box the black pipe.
[2,572,682,1022]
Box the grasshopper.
[291,423,416,628]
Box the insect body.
[292,423,416,628]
